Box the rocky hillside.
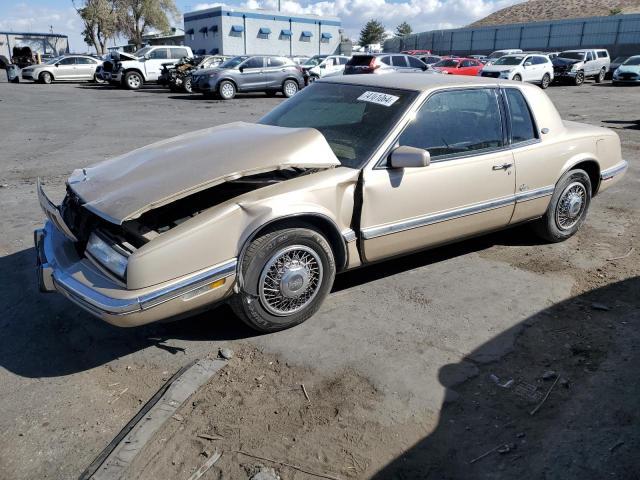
[470,0,640,27]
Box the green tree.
[73,0,119,54]
[116,0,180,48]
[395,21,412,37]
[358,19,386,47]
[609,7,622,15]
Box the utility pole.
[278,0,281,11]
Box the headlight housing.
[85,232,128,280]
[499,69,513,78]
[208,72,218,78]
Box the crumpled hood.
[115,51,138,61]
[552,57,581,67]
[68,122,341,224]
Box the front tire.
[282,79,299,98]
[39,71,52,84]
[540,73,550,89]
[512,74,522,82]
[231,226,336,332]
[595,67,606,83]
[533,169,592,242]
[183,77,193,93]
[124,71,143,90]
[218,80,236,100]
[573,71,585,86]
[307,74,319,85]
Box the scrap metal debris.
[187,450,222,480]
[530,375,560,416]
[236,450,342,480]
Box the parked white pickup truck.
[111,45,193,90]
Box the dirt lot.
[0,75,638,480]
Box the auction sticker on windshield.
[357,91,400,107]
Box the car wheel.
[92,74,105,84]
[39,71,52,84]
[307,74,319,84]
[282,79,299,98]
[573,71,585,86]
[595,67,606,83]
[533,169,592,243]
[124,71,143,90]
[231,226,336,332]
[540,73,550,89]
[218,80,236,100]
[512,74,522,81]
[183,77,193,93]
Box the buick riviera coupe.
[35,75,628,332]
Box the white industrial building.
[183,7,341,57]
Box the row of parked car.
[17,44,640,99]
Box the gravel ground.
[0,76,638,479]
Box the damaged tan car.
[35,75,628,331]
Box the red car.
[432,57,484,76]
[401,49,432,56]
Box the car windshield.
[494,56,523,66]
[434,59,458,67]
[559,52,585,60]
[487,52,507,59]
[622,56,640,66]
[259,82,418,168]
[134,47,152,57]
[303,55,326,67]
[612,56,628,64]
[220,56,248,68]
[45,56,62,65]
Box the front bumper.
[191,76,216,93]
[35,221,237,327]
[21,71,34,80]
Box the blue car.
[612,55,640,85]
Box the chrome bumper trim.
[36,222,237,316]
[341,228,357,243]
[601,160,628,181]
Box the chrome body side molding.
[601,160,628,181]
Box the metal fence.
[384,13,640,57]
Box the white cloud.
[192,0,525,40]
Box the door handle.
[492,163,513,170]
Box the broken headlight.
[85,232,128,279]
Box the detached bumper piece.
[35,222,237,327]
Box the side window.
[504,88,537,144]
[77,57,97,64]
[149,48,169,59]
[460,60,474,67]
[597,51,608,58]
[324,58,334,67]
[398,88,503,159]
[379,56,391,65]
[243,57,264,69]
[392,56,408,67]
[266,57,286,67]
[586,51,594,62]
[407,56,425,68]
[339,57,348,65]
[170,48,188,59]
[532,56,546,65]
[58,57,76,65]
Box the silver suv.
[552,49,610,85]
[191,55,304,100]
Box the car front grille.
[553,65,568,73]
[481,71,500,78]
[619,73,638,79]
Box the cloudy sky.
[0,0,523,52]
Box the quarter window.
[170,48,188,59]
[391,56,408,67]
[407,56,425,68]
[504,88,537,144]
[398,88,504,159]
[379,56,391,65]
[266,57,286,67]
[597,51,608,58]
[149,48,169,59]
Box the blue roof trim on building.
[231,25,245,33]
[0,31,69,38]
[280,29,293,36]
[209,25,218,32]
[301,31,313,37]
[259,27,272,34]
[321,32,332,39]
[184,9,341,27]
[186,28,195,34]
[210,48,219,54]
[199,26,208,32]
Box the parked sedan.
[191,55,304,99]
[35,74,627,332]
[21,55,103,83]
[612,55,640,84]
[432,58,484,76]
[479,54,554,88]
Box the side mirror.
[320,64,326,69]
[238,66,244,72]
[390,145,430,168]
[524,61,532,67]
[421,65,428,71]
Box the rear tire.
[231,226,336,332]
[533,169,592,242]
[218,80,236,100]
[39,71,52,84]
[540,73,550,89]
[282,79,299,98]
[124,71,143,90]
[595,67,606,83]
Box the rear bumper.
[35,221,237,327]
[599,159,628,192]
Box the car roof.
[319,72,508,92]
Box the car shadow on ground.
[602,119,640,130]
[0,224,544,379]
[166,93,283,100]
[370,275,640,479]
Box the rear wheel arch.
[237,214,348,290]
[570,160,601,195]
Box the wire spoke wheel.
[555,181,587,230]
[259,245,323,316]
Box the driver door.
[55,57,78,79]
[237,57,265,91]
[361,87,516,262]
[145,48,169,81]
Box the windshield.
[303,55,326,67]
[494,56,523,66]
[434,59,459,68]
[559,52,585,60]
[623,56,640,66]
[488,51,507,59]
[220,56,248,69]
[134,47,152,57]
[259,83,418,168]
[45,56,62,65]
[612,56,628,64]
